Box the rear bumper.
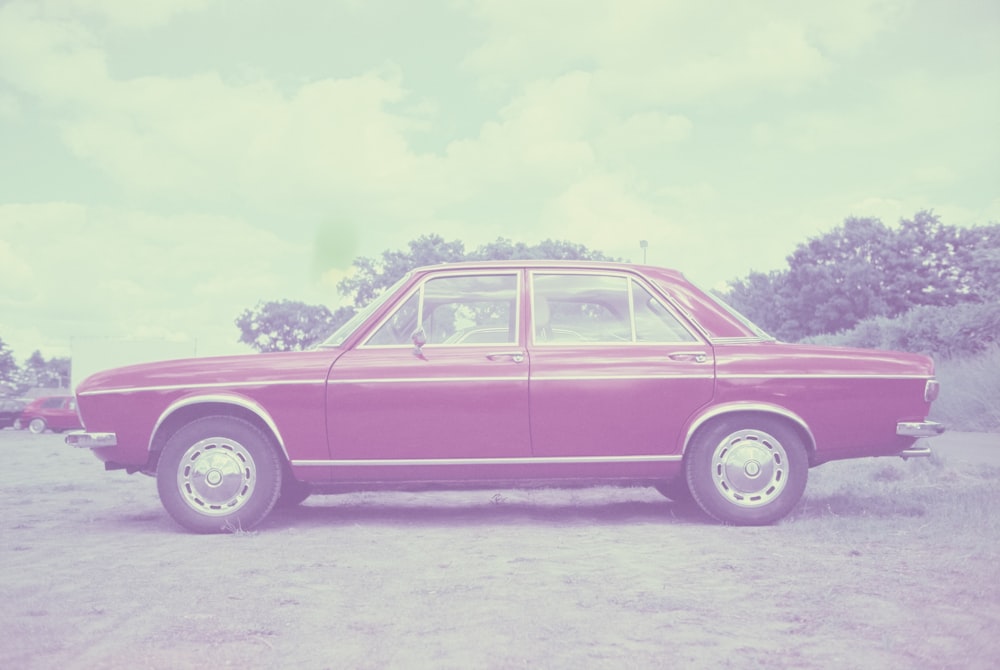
[896,421,945,459]
[897,421,945,438]
[65,431,118,449]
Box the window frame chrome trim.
[528,269,704,347]
[359,269,523,349]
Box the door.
[527,271,715,457]
[326,271,530,460]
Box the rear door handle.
[486,351,525,363]
[669,352,708,363]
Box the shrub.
[802,300,1000,359]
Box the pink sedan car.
[67,261,943,532]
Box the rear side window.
[532,273,696,344]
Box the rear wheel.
[685,417,808,525]
[156,416,282,533]
[652,477,694,505]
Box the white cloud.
[0,204,321,357]
[45,0,214,29]
[539,173,684,258]
[0,0,995,361]
[459,1,902,104]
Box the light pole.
[639,240,648,264]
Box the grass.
[796,452,1000,538]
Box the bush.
[802,300,1000,359]
[802,301,1000,432]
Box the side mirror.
[411,329,427,358]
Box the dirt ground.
[2,429,999,669]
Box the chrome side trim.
[328,374,710,385]
[292,455,682,467]
[683,402,816,454]
[710,336,773,344]
[532,374,713,382]
[65,431,117,449]
[79,379,326,397]
[149,394,290,458]
[718,373,933,380]
[896,421,946,437]
[327,376,525,385]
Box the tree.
[235,300,342,353]
[236,236,616,352]
[964,222,1000,299]
[0,338,18,387]
[21,350,71,388]
[339,236,617,309]
[728,211,997,341]
[337,234,467,308]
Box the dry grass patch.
[1,431,999,669]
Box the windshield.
[318,273,412,347]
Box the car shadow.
[263,493,709,530]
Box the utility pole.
[639,240,648,264]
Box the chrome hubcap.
[711,429,788,508]
[176,437,256,516]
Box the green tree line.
[235,236,615,352]
[0,342,71,394]
[236,212,999,357]
[726,211,1000,344]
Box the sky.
[1,0,998,361]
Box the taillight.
[925,380,940,403]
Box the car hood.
[75,350,342,396]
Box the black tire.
[274,478,312,508]
[652,477,695,506]
[156,416,283,533]
[28,418,47,434]
[685,417,808,525]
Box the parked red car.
[20,395,83,434]
[67,261,943,532]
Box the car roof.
[414,259,688,280]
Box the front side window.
[632,280,697,343]
[366,274,519,346]
[532,273,696,344]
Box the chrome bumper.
[897,421,946,438]
[896,421,945,460]
[65,431,118,449]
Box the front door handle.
[486,351,525,363]
[669,352,708,363]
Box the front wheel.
[28,418,47,434]
[685,418,808,525]
[156,416,283,533]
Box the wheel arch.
[682,403,817,463]
[147,394,289,471]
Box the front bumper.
[65,431,118,449]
